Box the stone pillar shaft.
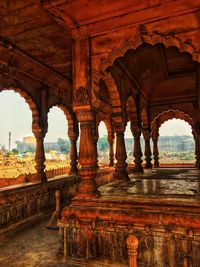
[69,137,78,175]
[132,127,143,172]
[34,131,47,183]
[193,127,200,169]
[144,139,152,169]
[153,137,159,168]
[114,131,129,180]
[108,138,114,167]
[94,136,99,169]
[75,111,100,199]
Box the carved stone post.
[94,135,99,169]
[114,126,129,181]
[69,136,78,175]
[126,235,139,267]
[34,130,47,183]
[193,124,200,169]
[75,110,100,199]
[131,125,143,172]
[152,134,159,168]
[108,136,114,167]
[143,131,152,169]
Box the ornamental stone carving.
[74,86,90,106]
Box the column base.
[74,178,100,199]
[114,168,129,181]
[68,168,78,176]
[109,161,114,167]
[132,165,144,173]
[33,171,47,183]
[154,162,160,168]
[145,162,152,169]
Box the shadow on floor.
[0,216,77,267]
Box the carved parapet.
[126,235,139,267]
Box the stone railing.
[0,167,115,233]
[46,166,70,178]
[0,175,79,234]
[95,167,115,186]
[0,166,114,189]
[0,166,70,188]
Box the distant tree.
[177,141,185,152]
[57,138,70,153]
[11,148,19,155]
[0,145,6,153]
[98,137,109,151]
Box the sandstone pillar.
[131,125,143,172]
[143,132,152,169]
[34,131,47,183]
[193,125,200,169]
[69,136,78,175]
[94,135,99,169]
[74,110,100,198]
[108,136,114,167]
[114,127,129,181]
[152,135,159,168]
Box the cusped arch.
[0,87,40,132]
[97,34,200,75]
[47,104,78,139]
[92,73,122,123]
[92,33,200,125]
[151,109,194,138]
[96,118,112,138]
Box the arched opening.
[97,121,109,167]
[125,122,133,165]
[44,106,70,176]
[158,118,195,166]
[0,90,36,187]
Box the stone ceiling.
[0,0,72,81]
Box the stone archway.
[95,117,114,167]
[151,109,195,167]
[96,33,200,75]
[151,109,194,138]
[0,87,45,182]
[0,87,39,132]
[92,33,200,126]
[46,104,78,175]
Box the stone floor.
[0,217,78,267]
[1,168,200,267]
[99,168,200,205]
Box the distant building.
[16,136,36,154]
[23,136,36,145]
[44,142,60,152]
[16,136,61,154]
[158,136,194,152]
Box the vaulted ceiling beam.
[0,36,72,87]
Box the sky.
[0,91,192,149]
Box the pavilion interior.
[1,0,200,266]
